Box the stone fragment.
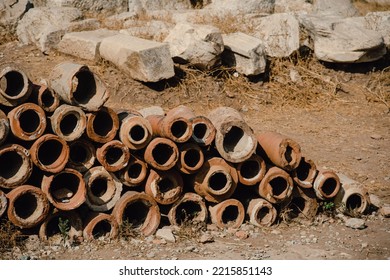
[121,20,173,42]
[235,230,249,240]
[156,227,176,243]
[100,34,175,82]
[380,205,390,217]
[365,12,390,48]
[198,233,214,243]
[205,0,274,15]
[44,0,128,14]
[57,29,119,61]
[274,0,313,13]
[345,218,366,230]
[222,32,266,76]
[0,0,32,40]
[313,0,359,18]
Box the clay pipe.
[193,157,238,203]
[0,144,32,189]
[313,169,341,200]
[117,156,149,187]
[0,109,10,146]
[144,137,179,171]
[29,83,60,113]
[167,192,208,226]
[281,185,319,221]
[83,212,119,240]
[291,157,317,188]
[6,185,50,229]
[176,142,205,174]
[67,138,96,173]
[96,140,130,172]
[0,64,32,107]
[86,106,119,143]
[209,198,245,229]
[50,104,86,142]
[30,134,69,173]
[119,113,153,150]
[0,190,7,218]
[112,191,161,236]
[236,154,266,186]
[247,198,277,227]
[256,131,302,171]
[208,106,257,163]
[257,166,294,204]
[145,169,183,205]
[41,168,86,211]
[49,62,109,111]
[7,102,46,141]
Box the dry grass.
[364,66,390,112]
[353,0,390,15]
[174,220,207,241]
[0,220,26,255]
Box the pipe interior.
[92,219,112,238]
[289,197,306,218]
[69,142,89,164]
[284,145,294,163]
[269,176,288,197]
[93,110,113,136]
[223,126,250,153]
[183,148,201,168]
[321,178,338,196]
[51,172,80,202]
[60,113,79,136]
[0,150,23,179]
[157,177,175,193]
[14,192,38,219]
[240,159,260,179]
[171,120,188,139]
[296,159,311,181]
[129,124,146,142]
[127,163,143,180]
[175,201,202,225]
[256,206,272,224]
[193,122,208,141]
[346,194,363,211]
[152,143,173,165]
[46,216,62,237]
[72,70,96,105]
[0,71,24,97]
[91,178,108,198]
[221,205,239,224]
[37,139,64,166]
[208,172,229,191]
[105,146,124,165]
[19,109,40,133]
[123,200,150,228]
[40,89,55,107]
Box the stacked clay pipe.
[0,62,372,241]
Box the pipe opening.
[37,139,64,166]
[91,178,108,198]
[14,192,37,219]
[152,143,173,165]
[19,109,40,133]
[175,201,202,225]
[73,70,96,105]
[123,200,150,228]
[296,160,311,181]
[240,160,260,179]
[289,197,306,218]
[269,177,288,197]
[171,120,188,138]
[256,206,272,224]
[193,123,208,140]
[60,113,79,136]
[40,89,55,107]
[105,147,124,166]
[208,172,229,191]
[346,194,363,211]
[129,125,146,142]
[51,172,80,202]
[0,71,24,97]
[284,145,294,163]
[92,220,112,238]
[46,216,62,238]
[93,110,113,136]
[183,149,201,168]
[321,178,337,196]
[69,142,89,164]
[127,163,142,179]
[223,126,249,153]
[0,151,23,179]
[222,205,239,224]
[157,177,175,193]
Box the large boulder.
[164,22,224,69]
[121,20,174,42]
[36,0,128,14]
[313,0,359,18]
[274,0,314,13]
[130,0,199,11]
[0,0,32,41]
[205,0,274,15]
[365,11,390,48]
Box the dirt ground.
[0,37,390,260]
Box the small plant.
[58,217,70,246]
[322,201,335,212]
[119,220,139,240]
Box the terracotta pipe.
[291,157,317,188]
[257,166,293,204]
[112,191,161,236]
[236,154,266,186]
[334,173,371,214]
[119,113,153,150]
[208,106,257,163]
[247,198,277,227]
[145,169,183,205]
[30,83,60,113]
[117,156,148,187]
[0,144,32,189]
[313,169,341,200]
[167,192,207,226]
[209,198,245,229]
[144,137,179,171]
[0,109,10,146]
[50,104,87,142]
[83,212,119,240]
[39,209,83,242]
[0,190,7,218]
[0,64,32,107]
[116,108,142,122]
[49,62,109,111]
[86,106,119,143]
[7,103,46,141]
[176,143,204,174]
[96,140,130,172]
[30,134,69,173]
[256,131,302,171]
[282,185,319,220]
[6,185,50,229]
[67,138,96,173]
[83,166,123,212]
[193,157,238,203]
[41,168,86,211]
[190,115,216,146]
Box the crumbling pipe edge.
[83,212,119,240]
[96,140,130,172]
[0,190,7,218]
[246,198,277,227]
[167,192,208,226]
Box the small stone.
[156,228,176,243]
[271,229,281,235]
[206,224,218,231]
[235,230,249,240]
[380,206,390,217]
[362,243,368,249]
[185,246,196,252]
[198,233,214,244]
[345,218,366,229]
[370,134,383,140]
[146,252,155,258]
[289,69,302,83]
